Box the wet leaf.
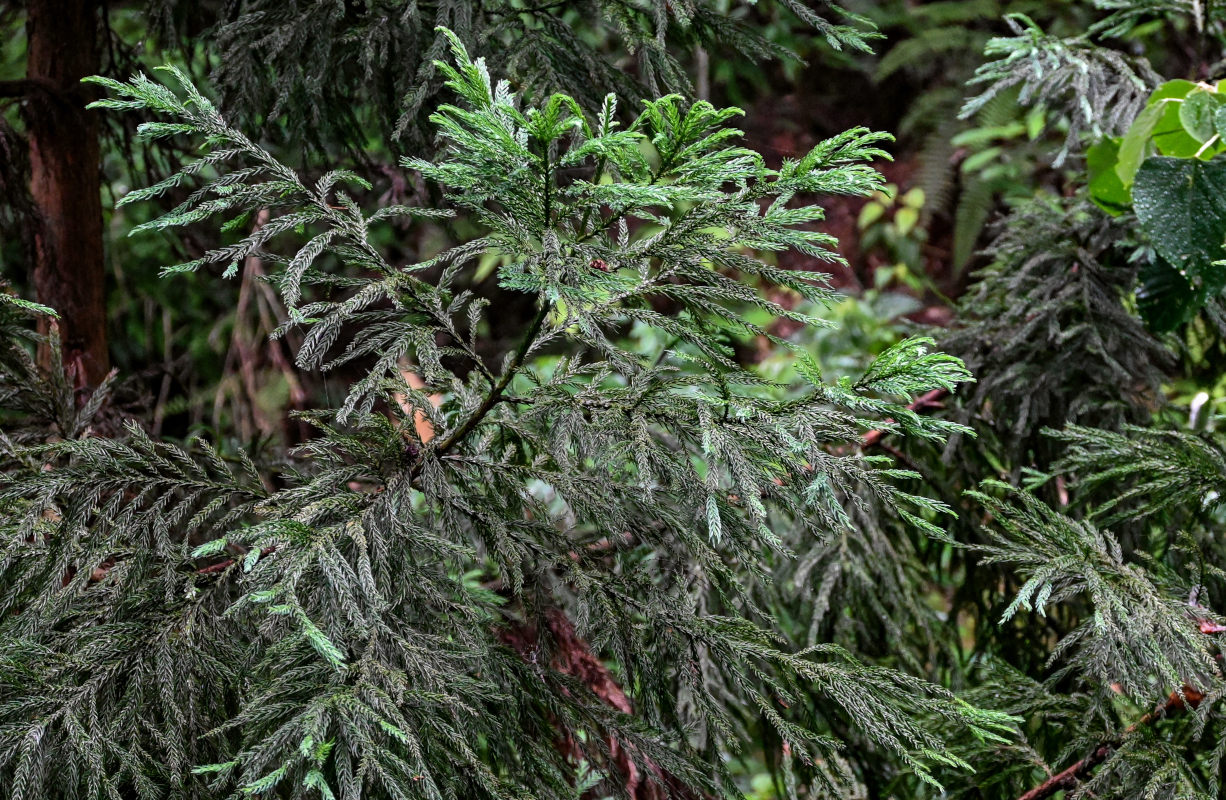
[1179,90,1217,143]
[1087,137,1129,215]
[1137,257,1199,332]
[1133,157,1226,329]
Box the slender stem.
[860,388,950,449]
[420,134,559,461]
[308,184,495,385]
[489,0,573,18]
[576,154,608,241]
[541,137,553,230]
[196,546,277,575]
[433,301,550,456]
[1016,684,1207,800]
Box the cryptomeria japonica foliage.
[10,2,1226,799]
[0,30,1017,800]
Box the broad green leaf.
[1137,257,1200,332]
[1148,79,1197,105]
[1211,99,1226,143]
[900,187,925,208]
[1132,157,1226,329]
[1215,101,1226,140]
[895,206,919,236]
[1025,106,1044,140]
[1153,99,1209,158]
[950,123,1025,147]
[1179,90,1218,143]
[961,146,1002,173]
[1115,104,1161,188]
[1133,80,1226,162]
[1086,138,1130,215]
[857,201,885,230]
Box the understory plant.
[888,4,1226,798]
[0,31,1013,800]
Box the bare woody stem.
[196,546,277,575]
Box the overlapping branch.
[1017,685,1206,800]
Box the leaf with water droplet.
[1133,157,1226,329]
[1137,257,1199,332]
[1180,90,1218,143]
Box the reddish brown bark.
[24,0,109,386]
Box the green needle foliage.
[192,0,881,151]
[942,195,1171,468]
[973,480,1223,705]
[961,13,1159,163]
[1050,423,1226,528]
[0,29,1015,800]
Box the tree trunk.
[24,0,109,386]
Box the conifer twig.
[433,302,549,456]
[1016,685,1206,800]
[196,546,277,575]
[860,387,950,449]
[500,608,701,800]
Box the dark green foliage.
[942,196,1170,465]
[950,440,1226,799]
[898,4,1226,797]
[1134,157,1226,330]
[3,0,874,414]
[195,0,878,152]
[862,2,1095,279]
[962,13,1158,162]
[1050,423,1226,528]
[0,34,1019,800]
[973,481,1222,703]
[10,1,1226,799]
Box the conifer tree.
[0,30,1015,800]
[13,3,1226,798]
